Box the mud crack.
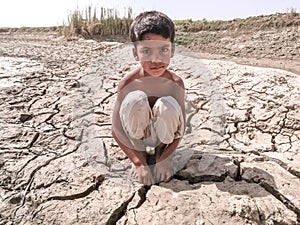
[106,193,135,225]
[46,175,105,201]
[106,185,150,225]
[245,177,300,223]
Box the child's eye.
[160,47,170,53]
[141,48,152,54]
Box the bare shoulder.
[117,67,141,93]
[168,70,185,89]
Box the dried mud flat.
[0,30,300,225]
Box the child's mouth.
[149,65,164,70]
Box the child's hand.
[136,165,155,185]
[154,159,173,183]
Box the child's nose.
[150,51,163,62]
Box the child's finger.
[157,171,164,182]
[140,171,154,185]
[164,172,172,183]
[145,175,154,185]
[154,167,160,181]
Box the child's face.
[134,33,174,77]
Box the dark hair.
[130,11,175,43]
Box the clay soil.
[0,20,300,225]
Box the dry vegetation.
[64,6,133,39]
[1,6,299,43]
[63,6,299,40]
[174,9,300,47]
[174,8,300,32]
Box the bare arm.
[155,73,186,182]
[157,74,186,162]
[157,138,180,163]
[154,138,181,182]
[111,69,149,167]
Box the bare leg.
[128,138,155,185]
[155,143,167,161]
[154,143,174,183]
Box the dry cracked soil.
[0,29,300,225]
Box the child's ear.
[171,43,175,57]
[132,47,139,61]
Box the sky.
[0,0,299,27]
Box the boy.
[112,11,186,185]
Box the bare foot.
[136,165,155,185]
[154,158,173,183]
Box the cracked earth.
[0,30,300,225]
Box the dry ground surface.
[0,24,299,225]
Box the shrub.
[65,5,133,38]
